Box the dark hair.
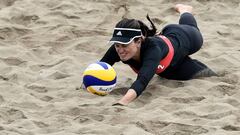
[115,15,157,38]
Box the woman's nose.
[117,46,124,53]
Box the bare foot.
[174,4,193,15]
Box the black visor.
[109,28,142,45]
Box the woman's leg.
[175,4,193,15]
[179,13,199,30]
[160,4,217,80]
[160,56,217,80]
[175,4,203,55]
[191,60,218,79]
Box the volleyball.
[82,62,117,96]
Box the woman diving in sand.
[99,4,217,106]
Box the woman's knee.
[190,29,203,54]
[179,13,198,28]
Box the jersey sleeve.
[100,45,120,66]
[130,41,163,97]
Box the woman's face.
[114,40,140,61]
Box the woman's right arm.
[100,45,120,65]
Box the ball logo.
[83,62,117,96]
[99,87,112,92]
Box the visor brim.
[109,35,142,45]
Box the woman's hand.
[116,89,137,106]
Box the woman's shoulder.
[144,36,165,46]
[145,36,160,43]
[141,36,162,53]
[143,37,156,47]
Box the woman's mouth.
[119,53,127,58]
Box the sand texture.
[0,0,240,135]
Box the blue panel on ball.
[97,62,108,69]
[83,75,116,87]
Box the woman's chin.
[120,58,127,61]
[120,57,130,61]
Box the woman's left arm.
[115,45,163,106]
[117,89,137,105]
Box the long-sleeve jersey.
[100,13,206,97]
[100,36,170,96]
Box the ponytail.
[146,14,157,36]
[138,15,157,37]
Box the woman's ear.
[136,39,141,48]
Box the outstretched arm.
[114,43,162,106]
[116,89,137,105]
[100,45,120,65]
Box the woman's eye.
[122,44,128,47]
[114,44,120,48]
[114,44,128,48]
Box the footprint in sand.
[49,1,77,11]
[0,95,5,104]
[25,84,48,93]
[0,107,27,124]
[219,74,239,85]
[222,125,240,131]
[65,107,89,117]
[89,114,105,122]
[207,84,237,97]
[200,111,233,120]
[158,79,185,88]
[46,11,80,19]
[74,42,100,53]
[173,111,199,119]
[74,116,90,123]
[39,96,53,102]
[134,120,209,135]
[74,114,104,124]
[0,75,9,81]
[164,122,209,134]
[133,92,153,108]
[110,87,129,96]
[11,14,40,26]
[0,57,26,66]
[65,106,108,124]
[225,98,240,108]
[71,28,109,38]
[32,121,49,128]
[36,69,71,80]
[170,96,205,104]
[30,58,67,72]
[112,0,130,18]
[95,0,131,28]
[0,26,32,40]
[46,71,71,80]
[196,0,240,8]
[135,120,169,134]
[26,87,54,102]
[0,0,17,8]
